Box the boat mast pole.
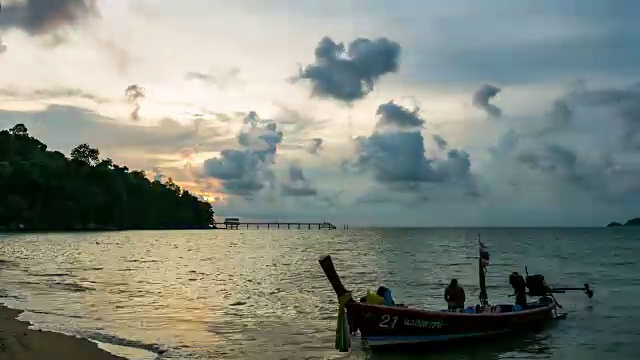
[478,233,489,306]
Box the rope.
[335,291,352,352]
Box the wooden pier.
[221,218,338,230]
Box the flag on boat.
[479,239,490,267]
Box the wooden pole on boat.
[318,255,352,352]
[478,234,489,306]
[319,255,349,298]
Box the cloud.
[0,86,108,103]
[0,0,99,36]
[483,82,640,207]
[124,84,145,121]
[432,134,448,150]
[281,162,317,197]
[472,84,502,118]
[375,101,424,129]
[489,128,518,158]
[351,101,477,196]
[307,137,323,154]
[185,67,240,88]
[567,85,640,151]
[295,36,401,102]
[203,111,283,197]
[0,104,230,168]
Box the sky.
[1,0,639,227]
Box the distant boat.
[318,235,594,352]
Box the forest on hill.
[0,124,214,231]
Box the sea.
[0,228,639,360]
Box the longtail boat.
[319,234,594,351]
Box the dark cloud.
[472,84,502,118]
[0,0,98,36]
[375,101,424,129]
[351,100,476,195]
[124,84,145,121]
[543,99,573,132]
[432,134,448,150]
[567,85,640,151]
[307,137,323,154]
[486,83,640,205]
[513,143,632,203]
[295,36,400,102]
[203,111,283,197]
[518,144,587,185]
[281,162,317,197]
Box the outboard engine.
[509,272,527,307]
[525,274,551,296]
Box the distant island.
[606,218,640,227]
[0,124,214,231]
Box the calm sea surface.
[0,228,639,360]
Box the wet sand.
[0,305,126,360]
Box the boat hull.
[347,300,556,348]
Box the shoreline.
[0,226,219,234]
[0,304,128,360]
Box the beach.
[0,304,125,360]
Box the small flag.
[479,240,490,267]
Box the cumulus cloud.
[375,101,425,129]
[472,84,502,118]
[203,111,283,197]
[295,36,401,102]
[351,101,477,196]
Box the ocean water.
[0,228,639,360]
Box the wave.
[81,331,170,356]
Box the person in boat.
[509,272,528,308]
[444,279,466,312]
[361,286,396,306]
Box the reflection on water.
[362,330,554,360]
[0,228,639,359]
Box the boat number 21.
[379,314,399,329]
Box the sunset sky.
[1,0,639,226]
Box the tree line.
[0,124,214,231]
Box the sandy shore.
[0,304,126,360]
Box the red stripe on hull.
[347,302,556,341]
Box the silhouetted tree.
[0,124,215,231]
[9,123,28,136]
[70,143,100,166]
